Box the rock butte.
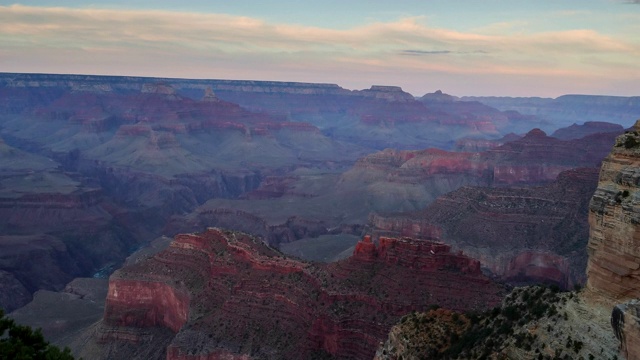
[82,229,504,359]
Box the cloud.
[401,50,452,55]
[401,49,489,56]
[0,4,638,96]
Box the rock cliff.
[584,121,640,359]
[374,120,640,360]
[369,167,600,289]
[0,138,143,311]
[586,122,640,302]
[0,186,141,312]
[80,229,504,359]
[0,72,549,151]
[349,128,615,189]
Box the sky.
[1,1,639,97]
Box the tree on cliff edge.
[0,309,75,360]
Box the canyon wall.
[349,128,615,188]
[586,123,640,302]
[584,122,640,359]
[0,73,550,151]
[369,167,600,289]
[82,229,504,360]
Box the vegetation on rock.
[376,286,618,360]
[0,309,75,360]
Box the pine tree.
[0,309,75,360]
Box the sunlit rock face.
[88,229,504,360]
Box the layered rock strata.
[586,124,640,302]
[85,229,504,360]
[0,72,549,151]
[583,121,640,358]
[369,167,600,288]
[349,128,616,188]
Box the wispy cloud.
[401,49,489,56]
[0,4,638,96]
[401,50,452,55]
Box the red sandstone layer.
[98,228,504,359]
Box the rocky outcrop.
[581,121,640,359]
[369,167,600,289]
[586,123,640,302]
[374,309,471,360]
[8,278,109,347]
[376,286,620,360]
[104,279,189,333]
[612,299,640,360]
[82,229,504,360]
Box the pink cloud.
[0,4,638,97]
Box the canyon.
[75,228,504,359]
[182,128,617,255]
[1,73,637,359]
[375,120,640,360]
[368,167,599,289]
[0,73,622,312]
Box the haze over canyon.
[1,72,639,359]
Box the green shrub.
[0,309,75,359]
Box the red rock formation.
[104,279,189,332]
[93,229,504,359]
[352,235,376,261]
[369,167,600,289]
